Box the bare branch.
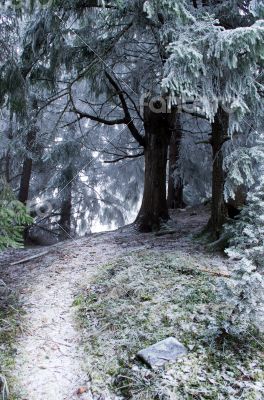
[104,152,144,164]
[73,109,126,126]
[105,71,145,147]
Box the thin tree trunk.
[136,103,177,232]
[167,116,185,209]
[207,107,229,238]
[18,98,38,205]
[18,128,37,204]
[5,152,11,183]
[59,170,73,239]
[5,116,14,183]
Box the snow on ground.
[0,207,235,399]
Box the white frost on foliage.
[162,19,264,131]
[224,133,264,201]
[249,0,264,17]
[143,1,154,19]
[220,147,264,334]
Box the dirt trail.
[1,207,229,400]
[2,233,122,400]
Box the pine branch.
[104,152,144,163]
[69,21,133,88]
[72,109,126,126]
[64,0,116,11]
[105,71,145,147]
[67,89,126,126]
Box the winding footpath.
[3,233,120,400]
[1,207,229,399]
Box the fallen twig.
[199,268,230,278]
[10,251,49,266]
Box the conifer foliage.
[0,180,32,249]
[0,0,264,338]
[219,135,264,335]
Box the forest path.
[1,206,229,400]
[2,233,122,400]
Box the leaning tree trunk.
[18,127,37,204]
[136,103,177,232]
[208,107,229,239]
[167,116,185,209]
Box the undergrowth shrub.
[219,174,264,336]
[0,179,32,250]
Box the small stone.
[77,387,88,395]
[137,337,187,368]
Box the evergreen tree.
[162,2,264,236]
[1,0,263,238]
[6,0,194,231]
[219,133,264,335]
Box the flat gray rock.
[137,337,187,368]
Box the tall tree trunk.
[18,98,39,205]
[208,107,229,238]
[5,116,14,183]
[167,116,185,209]
[5,152,11,183]
[18,127,37,204]
[136,103,177,232]
[59,170,73,239]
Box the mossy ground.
[75,250,264,400]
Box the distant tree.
[167,116,185,209]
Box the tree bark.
[226,185,247,219]
[207,107,229,238]
[5,151,11,183]
[167,116,185,209]
[18,127,37,204]
[136,103,177,232]
[59,169,73,239]
[5,116,14,184]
